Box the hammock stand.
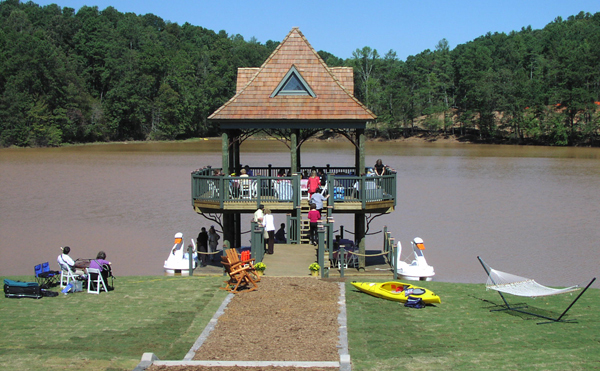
[478,256,596,324]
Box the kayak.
[351,281,441,304]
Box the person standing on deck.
[254,204,264,224]
[307,204,321,246]
[262,208,275,254]
[207,226,220,262]
[197,227,208,267]
[374,159,387,176]
[307,170,320,198]
[310,188,329,213]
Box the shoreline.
[0,133,557,149]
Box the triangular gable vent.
[270,65,316,98]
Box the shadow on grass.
[469,294,571,322]
[64,311,196,360]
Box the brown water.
[2,140,599,286]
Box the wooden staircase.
[299,201,311,244]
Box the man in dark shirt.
[197,227,209,267]
[274,223,287,243]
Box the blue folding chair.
[34,262,59,289]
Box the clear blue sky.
[32,0,600,61]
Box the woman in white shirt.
[262,208,276,254]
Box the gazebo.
[191,28,396,268]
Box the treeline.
[348,12,600,146]
[1,1,599,147]
[0,0,277,146]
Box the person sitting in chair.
[89,251,114,291]
[57,246,84,276]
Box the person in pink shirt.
[307,204,321,246]
[307,170,321,198]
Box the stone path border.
[134,283,351,370]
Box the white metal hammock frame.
[478,256,596,324]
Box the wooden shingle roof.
[209,28,376,129]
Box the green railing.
[325,173,397,209]
[191,169,299,209]
[192,167,396,210]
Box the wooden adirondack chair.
[220,249,259,293]
[225,248,261,282]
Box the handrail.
[191,168,396,209]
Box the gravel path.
[149,277,342,371]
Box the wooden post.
[188,244,194,276]
[354,128,366,270]
[355,128,365,175]
[221,131,229,175]
[223,214,234,254]
[291,129,298,174]
[355,213,366,270]
[317,224,325,278]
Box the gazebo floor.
[187,243,393,278]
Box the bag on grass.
[42,289,59,297]
[4,279,42,299]
[404,296,425,309]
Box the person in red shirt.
[307,170,321,198]
[307,203,321,246]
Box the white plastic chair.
[208,181,220,197]
[86,267,108,294]
[240,179,254,199]
[59,264,77,288]
[300,179,309,200]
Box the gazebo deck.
[191,166,396,214]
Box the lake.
[1,139,599,286]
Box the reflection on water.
[1,140,599,286]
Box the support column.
[221,131,229,175]
[231,131,241,248]
[355,128,365,175]
[355,127,366,269]
[223,213,234,251]
[233,135,241,175]
[227,130,241,175]
[222,130,242,249]
[355,212,366,270]
[291,129,300,174]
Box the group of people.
[254,205,276,254]
[198,160,393,251]
[57,246,114,291]
[253,205,289,254]
[196,226,220,266]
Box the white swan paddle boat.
[396,237,435,281]
[164,232,198,276]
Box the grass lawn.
[346,279,600,371]
[0,275,228,371]
[1,276,598,370]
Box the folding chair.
[59,264,77,288]
[34,264,43,282]
[86,267,109,294]
[35,262,59,289]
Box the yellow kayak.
[351,281,441,304]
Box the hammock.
[477,256,596,324]
[486,268,580,297]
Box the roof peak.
[209,27,376,126]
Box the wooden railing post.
[188,244,194,276]
[317,223,325,278]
